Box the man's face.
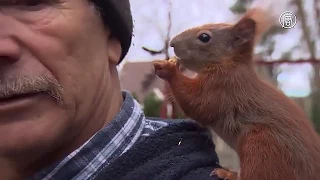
[0,0,120,157]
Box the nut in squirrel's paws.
[167,56,179,65]
[210,168,238,180]
[153,58,178,80]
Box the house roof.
[119,61,166,102]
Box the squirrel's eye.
[198,33,211,43]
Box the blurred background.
[118,0,320,170]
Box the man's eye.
[25,0,43,6]
[0,0,53,21]
[16,0,49,11]
[0,0,45,6]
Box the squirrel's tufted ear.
[231,18,256,46]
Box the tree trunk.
[294,0,319,131]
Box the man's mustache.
[0,75,64,104]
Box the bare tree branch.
[255,58,320,65]
[294,0,316,59]
[314,0,320,37]
[140,0,181,118]
[142,0,174,92]
[142,47,164,55]
[164,0,173,59]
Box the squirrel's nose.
[170,41,174,47]
[170,39,176,47]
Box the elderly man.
[0,0,222,179]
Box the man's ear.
[231,18,256,46]
[107,37,122,65]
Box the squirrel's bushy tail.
[242,0,289,44]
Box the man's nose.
[0,38,21,62]
[0,16,22,63]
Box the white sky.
[119,0,318,97]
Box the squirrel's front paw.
[153,59,177,81]
[210,168,238,180]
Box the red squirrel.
[153,3,320,180]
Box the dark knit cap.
[92,0,133,63]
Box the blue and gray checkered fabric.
[30,91,168,180]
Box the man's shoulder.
[94,117,222,180]
[142,116,206,136]
[144,116,198,125]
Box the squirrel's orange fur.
[153,5,320,180]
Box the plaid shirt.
[30,91,168,180]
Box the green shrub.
[143,92,162,117]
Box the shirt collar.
[30,91,145,180]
